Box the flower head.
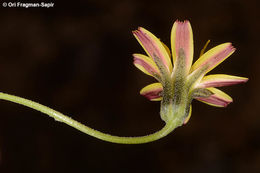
[133,20,248,124]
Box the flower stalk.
[0,92,181,144]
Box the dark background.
[0,0,258,172]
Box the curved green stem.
[0,92,182,144]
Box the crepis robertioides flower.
[133,20,248,126]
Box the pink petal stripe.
[195,95,232,107]
[171,20,193,73]
[140,83,163,101]
[142,89,162,100]
[195,88,233,107]
[133,28,172,72]
[191,43,235,75]
[199,74,248,88]
[133,54,160,77]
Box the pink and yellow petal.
[199,74,248,88]
[133,27,172,72]
[171,20,194,74]
[190,43,235,75]
[161,41,171,58]
[195,88,233,107]
[140,83,163,101]
[133,54,160,77]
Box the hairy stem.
[0,92,183,144]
